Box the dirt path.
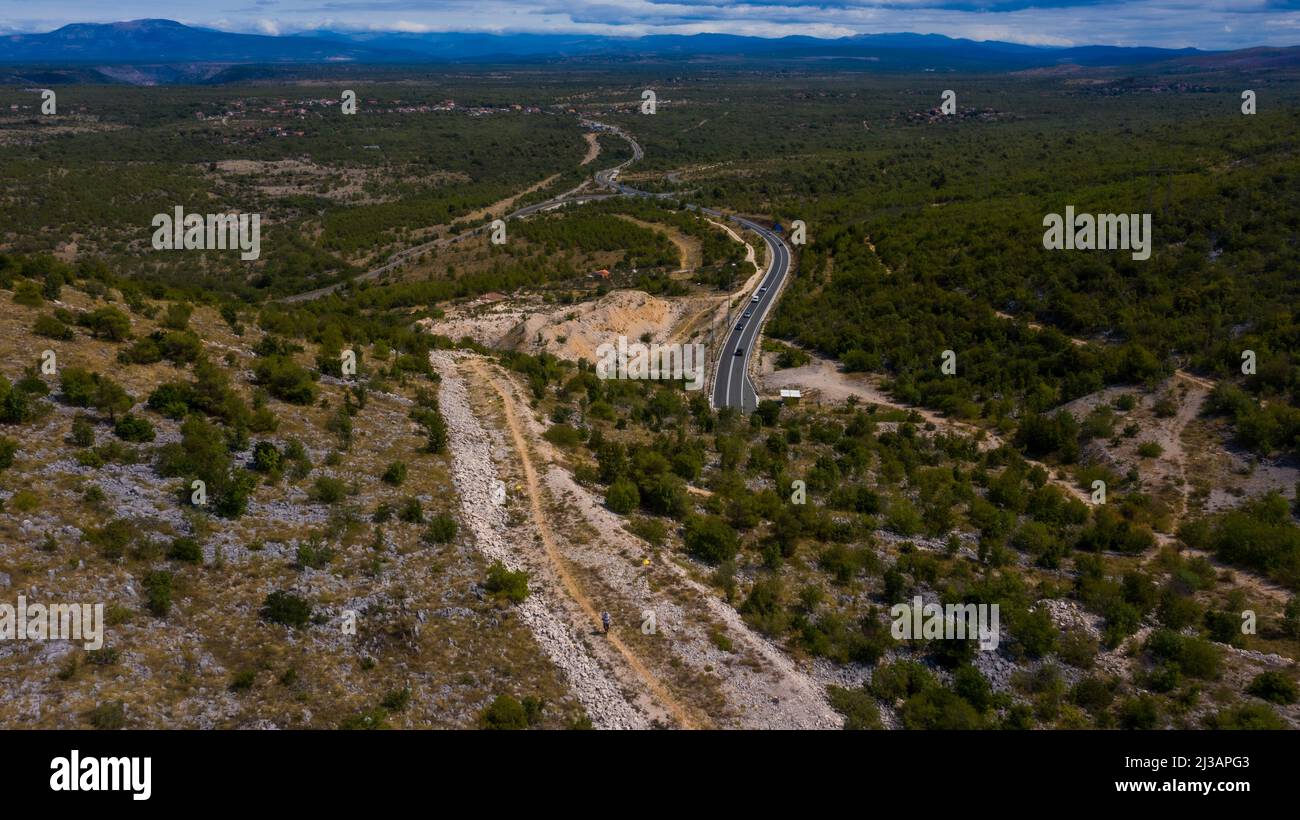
[467,357,698,729]
[580,133,601,166]
[433,351,653,728]
[464,355,841,728]
[456,173,562,225]
[615,214,700,270]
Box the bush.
[1117,695,1160,729]
[424,513,459,544]
[147,381,195,418]
[13,279,44,307]
[381,688,412,712]
[161,302,192,330]
[1245,671,1298,705]
[1136,441,1163,458]
[1204,703,1286,730]
[1145,629,1222,679]
[683,514,739,564]
[142,571,173,617]
[296,539,335,570]
[397,497,424,523]
[167,537,202,564]
[604,477,640,514]
[113,413,155,443]
[33,313,74,340]
[83,306,132,341]
[251,441,282,473]
[261,590,312,627]
[253,356,318,405]
[479,694,530,729]
[484,561,529,603]
[542,423,582,448]
[381,461,407,486]
[59,367,98,407]
[229,669,256,692]
[310,476,348,504]
[69,414,95,447]
[118,336,162,365]
[1070,676,1115,712]
[86,701,126,730]
[87,517,135,559]
[827,685,883,730]
[628,516,667,546]
[0,436,17,470]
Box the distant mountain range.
[2,19,1297,79]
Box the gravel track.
[432,351,649,729]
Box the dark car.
[734,348,743,356]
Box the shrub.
[381,688,412,712]
[167,537,202,564]
[604,477,640,514]
[229,669,256,692]
[251,441,282,473]
[87,517,135,559]
[484,561,529,603]
[13,279,44,306]
[161,302,192,330]
[33,313,74,340]
[627,516,667,546]
[1136,441,1163,458]
[113,413,155,443]
[683,514,739,564]
[0,437,17,470]
[423,513,459,544]
[1117,695,1160,729]
[309,476,347,504]
[147,381,195,418]
[59,367,98,407]
[381,461,407,486]
[543,423,582,448]
[118,336,163,365]
[69,414,95,447]
[296,539,335,570]
[1246,671,1298,705]
[86,701,126,730]
[827,685,883,730]
[1204,703,1286,730]
[1145,629,1222,679]
[1070,676,1115,711]
[397,497,424,523]
[479,694,530,729]
[261,590,312,627]
[253,356,318,405]
[83,306,132,341]
[142,570,173,616]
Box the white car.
[751,295,760,302]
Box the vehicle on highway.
[743,310,752,318]
[734,348,743,356]
[751,295,760,302]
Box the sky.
[1,0,1298,49]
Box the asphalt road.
[707,218,790,413]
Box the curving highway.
[582,122,792,413]
[707,218,790,413]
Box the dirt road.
[437,350,841,729]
